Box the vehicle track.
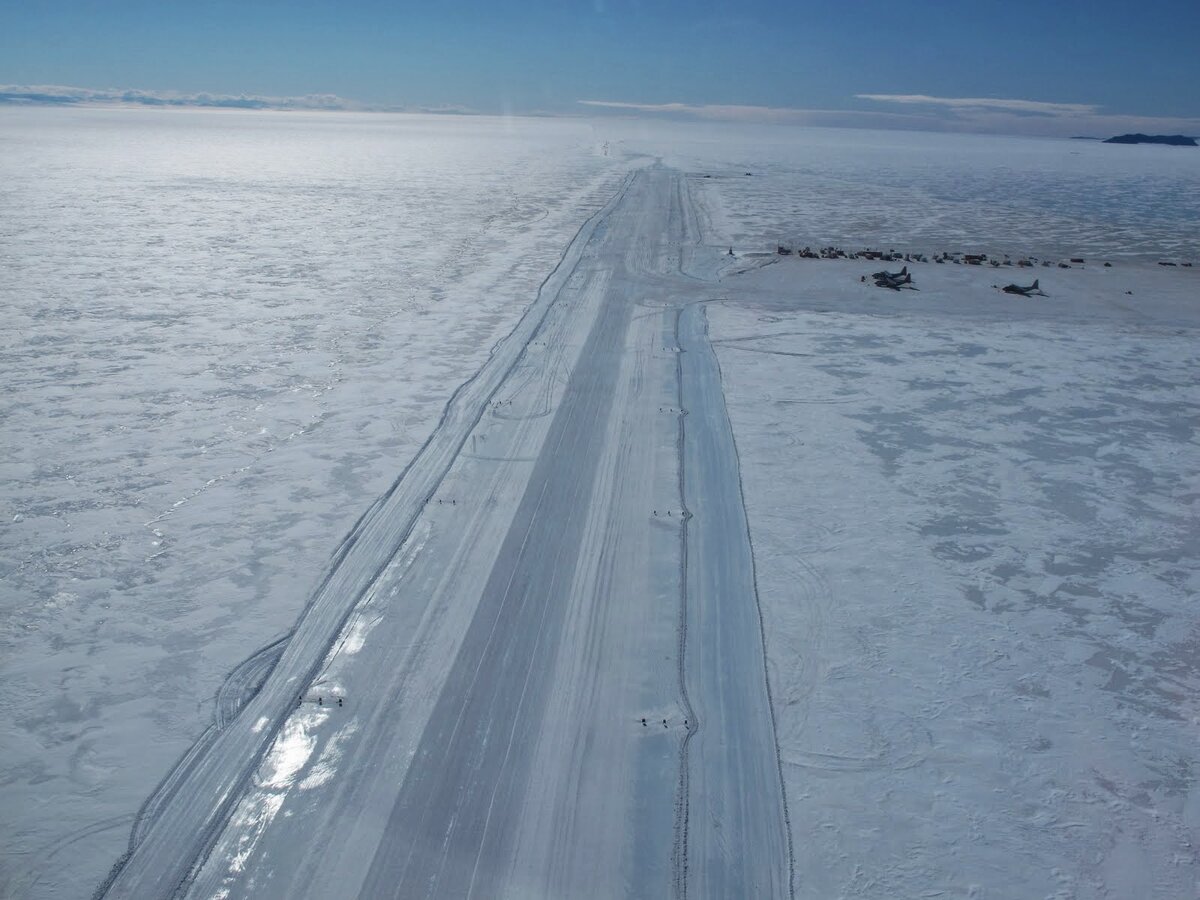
[214,633,291,730]
[671,307,697,900]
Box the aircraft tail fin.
[1032,279,1039,290]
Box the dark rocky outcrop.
[1103,133,1197,146]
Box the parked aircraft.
[1001,278,1045,297]
[873,270,916,290]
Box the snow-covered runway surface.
[102,167,792,898]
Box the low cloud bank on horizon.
[579,96,1200,138]
[4,84,1197,138]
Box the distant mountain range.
[0,84,481,116]
[0,85,360,110]
[1102,133,1197,146]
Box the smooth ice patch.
[258,710,325,791]
[299,721,359,791]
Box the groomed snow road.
[100,166,792,900]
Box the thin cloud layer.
[579,100,806,121]
[576,99,945,129]
[578,97,1200,138]
[856,94,1099,116]
[855,93,1200,136]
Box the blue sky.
[3,0,1199,133]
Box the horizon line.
[3,84,1199,139]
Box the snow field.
[705,264,1200,898]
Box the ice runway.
[102,166,792,899]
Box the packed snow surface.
[1,109,1198,899]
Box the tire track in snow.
[671,306,697,900]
